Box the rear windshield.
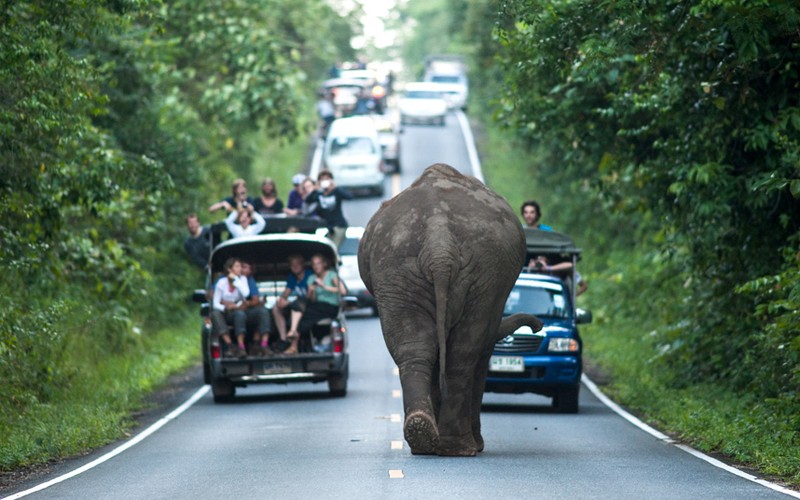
[330,136,375,156]
[504,280,569,319]
[405,90,443,99]
[431,75,461,84]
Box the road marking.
[392,389,401,398]
[582,375,800,498]
[391,440,403,450]
[455,110,484,183]
[3,386,210,500]
[392,366,399,376]
[391,173,401,197]
[390,413,401,423]
[388,469,404,479]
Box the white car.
[337,226,377,316]
[323,116,385,197]
[398,82,448,126]
[425,74,469,110]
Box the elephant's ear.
[497,313,543,341]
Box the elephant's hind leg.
[404,410,439,455]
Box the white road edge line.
[582,376,799,498]
[2,385,210,500]
[458,114,798,498]
[455,111,484,183]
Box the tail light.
[332,325,345,353]
[372,85,386,99]
[211,342,221,360]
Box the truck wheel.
[553,386,579,414]
[212,379,235,403]
[328,365,348,397]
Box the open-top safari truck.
[193,231,351,403]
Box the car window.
[338,237,359,256]
[330,136,375,156]
[405,90,444,99]
[504,282,569,318]
[431,75,461,84]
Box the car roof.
[210,233,338,274]
[327,116,378,136]
[345,226,365,239]
[517,272,564,284]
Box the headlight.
[548,338,579,352]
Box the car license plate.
[261,361,292,374]
[490,356,524,373]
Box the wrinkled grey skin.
[358,163,543,456]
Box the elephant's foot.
[404,410,439,455]
[436,435,477,457]
[475,433,485,453]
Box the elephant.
[358,163,543,456]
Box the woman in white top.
[211,257,251,357]
[225,206,266,239]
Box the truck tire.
[212,379,235,403]
[328,365,348,397]
[553,386,579,414]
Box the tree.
[492,0,800,396]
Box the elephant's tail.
[433,269,449,399]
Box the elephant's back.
[360,163,526,280]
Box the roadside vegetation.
[0,0,354,472]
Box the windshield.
[330,136,375,156]
[405,90,443,99]
[431,75,461,84]
[504,280,570,319]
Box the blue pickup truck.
[485,229,592,413]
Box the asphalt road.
[4,110,794,500]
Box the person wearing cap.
[284,173,307,216]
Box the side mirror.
[342,296,360,309]
[192,289,208,303]
[576,308,593,325]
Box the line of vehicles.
[319,57,470,195]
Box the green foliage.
[489,0,800,410]
[0,0,353,471]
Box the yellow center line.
[390,413,401,423]
[391,173,401,197]
[392,389,401,398]
[389,469,404,479]
[391,440,404,450]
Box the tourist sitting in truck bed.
[284,253,344,354]
[211,257,250,358]
[272,253,314,352]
